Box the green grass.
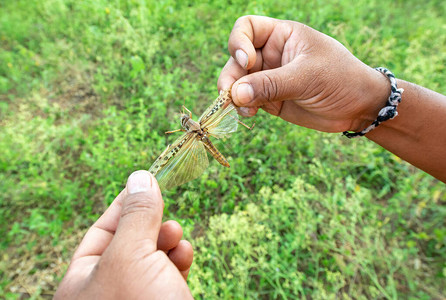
[1,0,445,298]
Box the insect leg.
[229,114,255,130]
[159,144,171,156]
[165,129,186,135]
[182,106,193,118]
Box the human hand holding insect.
[55,171,193,299]
[218,15,390,134]
[219,15,446,182]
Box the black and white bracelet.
[343,67,404,138]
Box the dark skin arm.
[366,80,446,181]
[218,15,446,182]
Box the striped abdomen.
[201,136,229,167]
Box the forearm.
[366,80,446,182]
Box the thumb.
[113,170,164,252]
[231,64,298,107]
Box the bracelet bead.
[343,67,404,138]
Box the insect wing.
[205,103,238,138]
[149,143,173,177]
[198,89,232,125]
[198,89,238,139]
[149,133,209,191]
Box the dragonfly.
[148,89,253,191]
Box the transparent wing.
[205,103,238,138]
[198,89,238,139]
[148,133,209,191]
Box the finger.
[231,62,300,107]
[218,47,268,93]
[249,49,266,73]
[237,106,259,117]
[180,268,191,280]
[157,220,183,252]
[112,170,164,253]
[218,57,247,92]
[72,188,127,260]
[219,49,264,117]
[233,48,266,117]
[261,102,284,117]
[168,240,194,273]
[228,15,279,69]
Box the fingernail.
[127,171,152,194]
[235,49,248,68]
[236,83,254,104]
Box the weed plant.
[0,0,445,298]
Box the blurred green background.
[1,0,445,299]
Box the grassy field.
[1,0,445,299]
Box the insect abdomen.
[201,136,229,167]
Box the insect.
[148,89,253,191]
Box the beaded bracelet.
[343,67,404,138]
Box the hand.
[55,171,194,299]
[218,15,390,133]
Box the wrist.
[350,66,392,132]
[366,79,414,138]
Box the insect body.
[149,89,247,191]
[181,111,230,167]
